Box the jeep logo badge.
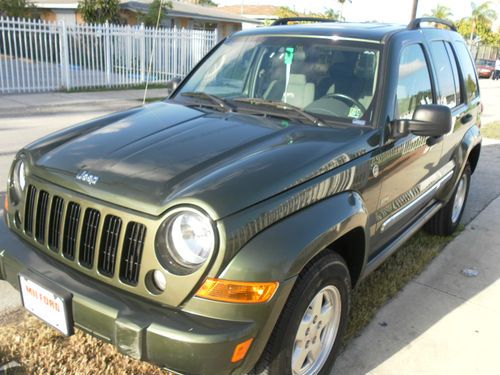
[76,170,99,186]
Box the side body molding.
[219,191,369,282]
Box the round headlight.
[166,210,215,268]
[11,159,27,201]
[17,161,26,191]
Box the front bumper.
[0,228,262,375]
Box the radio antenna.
[143,0,165,105]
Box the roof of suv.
[233,21,455,44]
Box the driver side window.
[396,44,433,119]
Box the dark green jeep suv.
[2,17,482,374]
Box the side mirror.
[391,104,452,138]
[166,77,182,95]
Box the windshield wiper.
[233,98,324,126]
[181,92,236,113]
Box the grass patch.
[0,229,460,373]
[481,121,500,140]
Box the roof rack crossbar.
[271,17,337,26]
[408,17,457,32]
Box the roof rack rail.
[271,17,337,26]
[407,17,457,32]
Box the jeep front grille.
[80,208,101,269]
[24,185,37,236]
[35,190,49,243]
[48,196,64,251]
[120,222,147,286]
[98,215,122,276]
[23,185,145,286]
[63,202,81,260]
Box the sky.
[217,0,500,26]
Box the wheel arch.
[219,191,369,285]
[467,142,481,174]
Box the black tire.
[425,163,471,236]
[252,252,351,375]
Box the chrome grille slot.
[98,215,122,277]
[120,222,146,286]
[19,183,149,293]
[35,191,49,243]
[63,202,81,260]
[79,208,101,269]
[24,185,37,236]
[48,196,64,252]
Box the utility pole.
[411,0,418,21]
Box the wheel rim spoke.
[452,175,467,223]
[291,285,342,375]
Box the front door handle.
[460,114,473,124]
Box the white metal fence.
[0,16,218,94]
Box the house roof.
[122,1,260,24]
[34,0,261,24]
[218,5,281,18]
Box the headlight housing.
[156,208,216,274]
[10,158,27,203]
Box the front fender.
[219,191,369,282]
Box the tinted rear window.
[430,41,459,108]
[453,42,479,102]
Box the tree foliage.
[77,0,120,24]
[0,0,38,18]
[456,1,499,46]
[276,6,299,19]
[425,5,453,21]
[139,0,172,27]
[197,0,217,7]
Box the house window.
[193,22,217,31]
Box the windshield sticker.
[352,119,366,126]
[284,47,295,65]
[348,106,362,119]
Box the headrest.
[289,74,307,84]
[293,50,306,62]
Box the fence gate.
[0,16,217,94]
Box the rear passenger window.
[430,41,459,108]
[453,42,479,102]
[395,44,433,119]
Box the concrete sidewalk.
[0,88,168,116]
[333,196,500,374]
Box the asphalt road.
[1,80,500,315]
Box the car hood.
[29,102,377,218]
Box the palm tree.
[471,1,497,26]
[470,1,497,41]
[425,4,453,21]
[337,0,352,20]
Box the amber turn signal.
[195,278,278,304]
[231,338,254,363]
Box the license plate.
[19,274,73,336]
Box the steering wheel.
[324,93,367,115]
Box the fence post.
[140,22,146,83]
[104,21,111,87]
[59,20,71,90]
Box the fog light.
[152,270,167,291]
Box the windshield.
[477,59,494,67]
[176,36,380,125]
